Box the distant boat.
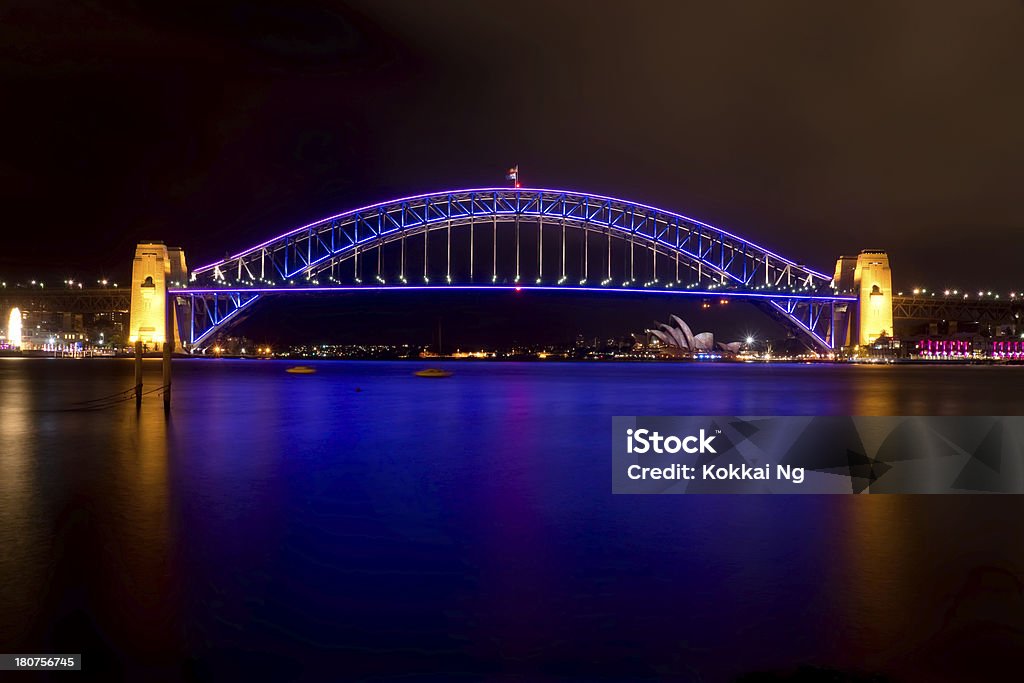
[286,365,316,374]
[414,368,453,378]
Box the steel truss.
[759,298,840,352]
[177,188,850,351]
[0,289,130,314]
[891,295,1022,324]
[178,291,260,348]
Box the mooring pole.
[135,340,143,408]
[163,295,173,412]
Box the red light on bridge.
[514,286,522,292]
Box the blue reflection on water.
[3,359,1023,681]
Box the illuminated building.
[128,242,187,350]
[645,316,742,356]
[992,340,1024,359]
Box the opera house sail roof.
[643,316,742,355]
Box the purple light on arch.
[191,187,833,280]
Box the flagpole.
[506,163,521,188]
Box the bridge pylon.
[833,250,894,348]
[128,242,187,351]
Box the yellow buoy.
[414,368,453,378]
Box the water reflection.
[3,359,1024,681]
[837,497,915,672]
[0,360,180,672]
[98,397,178,660]
[0,366,44,646]
[846,367,900,415]
[836,495,1024,681]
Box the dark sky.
[2,1,1022,342]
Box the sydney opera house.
[639,315,743,357]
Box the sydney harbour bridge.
[172,187,857,352]
[6,187,1018,354]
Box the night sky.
[3,1,1022,343]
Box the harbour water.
[1,358,1023,681]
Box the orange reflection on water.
[836,496,917,671]
[846,367,899,416]
[0,366,46,645]
[0,359,182,664]
[836,494,1024,681]
[94,368,181,661]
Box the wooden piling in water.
[135,340,143,408]
[163,295,173,412]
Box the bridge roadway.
[0,288,130,314]
[891,295,1022,325]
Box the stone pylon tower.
[833,250,894,347]
[853,250,893,345]
[128,242,187,351]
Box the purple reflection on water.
[2,359,1023,681]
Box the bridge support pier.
[833,250,894,348]
[163,294,173,412]
[134,340,143,408]
[128,241,187,351]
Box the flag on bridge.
[505,165,520,188]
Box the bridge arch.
[175,188,849,351]
[193,188,831,290]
